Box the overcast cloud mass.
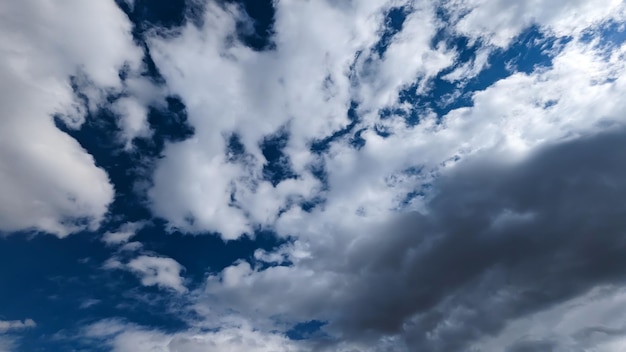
[1,0,626,351]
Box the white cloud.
[181,15,626,351]
[4,0,626,350]
[84,319,304,352]
[111,97,152,150]
[145,0,626,244]
[124,0,626,347]
[145,0,455,239]
[0,319,36,333]
[102,222,146,246]
[126,255,187,293]
[0,0,144,237]
[447,0,626,47]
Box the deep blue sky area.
[2,0,626,351]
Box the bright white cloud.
[146,0,455,239]
[447,0,626,47]
[170,8,626,350]
[0,0,144,237]
[126,255,187,293]
[145,0,626,244]
[4,0,626,351]
[111,97,152,150]
[102,222,146,246]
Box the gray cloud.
[331,127,626,350]
[506,339,557,352]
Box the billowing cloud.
[447,0,626,47]
[3,0,626,351]
[145,0,626,242]
[145,0,455,238]
[126,255,187,293]
[129,0,626,350]
[198,126,626,350]
[0,0,144,237]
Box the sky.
[1,0,626,351]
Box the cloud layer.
[2,0,626,351]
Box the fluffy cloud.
[126,255,187,293]
[102,221,146,246]
[145,0,626,242]
[145,0,455,238]
[447,0,626,47]
[5,0,626,351]
[199,126,626,350]
[104,254,187,293]
[109,0,626,350]
[0,0,144,236]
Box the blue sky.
[1,0,626,351]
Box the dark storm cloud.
[333,127,626,350]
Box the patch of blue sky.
[310,101,361,154]
[118,0,187,32]
[119,0,276,50]
[391,26,571,125]
[261,127,299,187]
[0,232,186,351]
[228,0,276,50]
[286,320,328,341]
[581,20,626,72]
[373,6,410,58]
[581,20,626,47]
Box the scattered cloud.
[0,319,36,333]
[102,222,147,246]
[2,0,626,351]
[126,255,187,293]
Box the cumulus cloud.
[5,0,626,351]
[0,0,145,237]
[145,0,455,239]
[115,1,626,350]
[102,222,146,246]
[198,126,626,351]
[447,0,626,47]
[126,256,187,293]
[145,0,626,242]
